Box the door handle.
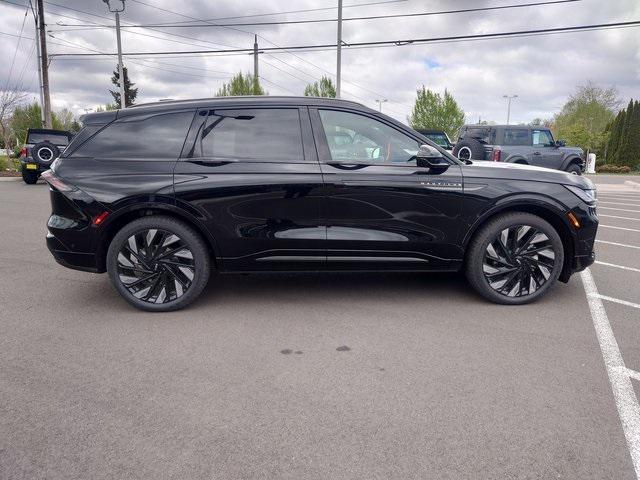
[532,152,542,156]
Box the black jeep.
[20,128,73,184]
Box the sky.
[0,0,639,126]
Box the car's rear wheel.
[22,169,38,184]
[106,216,210,312]
[465,212,564,305]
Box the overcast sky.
[1,0,639,125]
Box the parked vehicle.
[415,129,454,150]
[452,125,585,174]
[20,128,73,184]
[43,97,597,311]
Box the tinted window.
[62,126,100,156]
[319,109,419,163]
[71,111,194,158]
[465,128,491,143]
[28,132,70,146]
[503,129,530,146]
[425,133,450,148]
[532,129,554,146]
[192,108,303,161]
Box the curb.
[0,177,21,182]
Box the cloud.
[0,0,638,124]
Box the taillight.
[41,170,77,192]
[492,149,502,162]
[20,147,28,158]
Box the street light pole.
[503,94,518,125]
[375,99,387,112]
[104,0,126,109]
[336,0,343,98]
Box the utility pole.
[36,0,52,128]
[503,94,518,125]
[103,0,127,108]
[375,99,387,112]
[253,34,259,95]
[336,0,343,98]
[28,1,45,126]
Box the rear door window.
[70,111,195,158]
[190,108,304,161]
[503,129,531,146]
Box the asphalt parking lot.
[1,175,639,480]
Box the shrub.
[595,164,632,174]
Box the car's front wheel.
[106,216,210,312]
[465,212,564,305]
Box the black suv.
[44,97,597,311]
[452,125,585,174]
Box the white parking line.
[629,369,640,383]
[599,214,640,222]
[600,207,640,214]
[580,269,640,477]
[600,201,640,207]
[595,261,640,273]
[601,225,640,233]
[596,240,640,250]
[590,293,640,310]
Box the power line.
[48,20,640,57]
[52,0,582,29]
[3,4,28,91]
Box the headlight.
[564,185,597,204]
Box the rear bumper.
[47,232,100,273]
[21,157,52,174]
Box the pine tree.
[215,72,265,96]
[616,99,635,166]
[304,76,336,98]
[109,66,138,108]
[606,110,624,163]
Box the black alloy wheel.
[482,225,555,297]
[107,216,210,311]
[465,212,564,305]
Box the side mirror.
[416,144,449,169]
[555,139,566,147]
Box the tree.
[9,102,64,148]
[609,99,640,168]
[55,108,76,131]
[304,76,336,98]
[408,86,465,140]
[215,72,265,96]
[0,90,28,162]
[553,81,619,156]
[110,65,138,108]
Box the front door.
[532,129,563,169]
[173,106,325,271]
[310,108,464,271]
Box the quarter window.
[71,111,194,158]
[192,108,303,161]
[532,130,554,146]
[318,109,419,163]
[503,129,530,146]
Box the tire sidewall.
[106,216,210,312]
[466,213,564,305]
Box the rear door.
[173,106,324,271]
[310,107,464,271]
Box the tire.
[465,212,564,305]
[31,141,60,163]
[565,163,582,175]
[106,216,210,312]
[452,138,485,160]
[22,169,39,184]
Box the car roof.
[462,124,548,130]
[82,96,376,124]
[27,128,72,136]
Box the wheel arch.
[462,200,575,283]
[561,154,583,171]
[95,204,220,273]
